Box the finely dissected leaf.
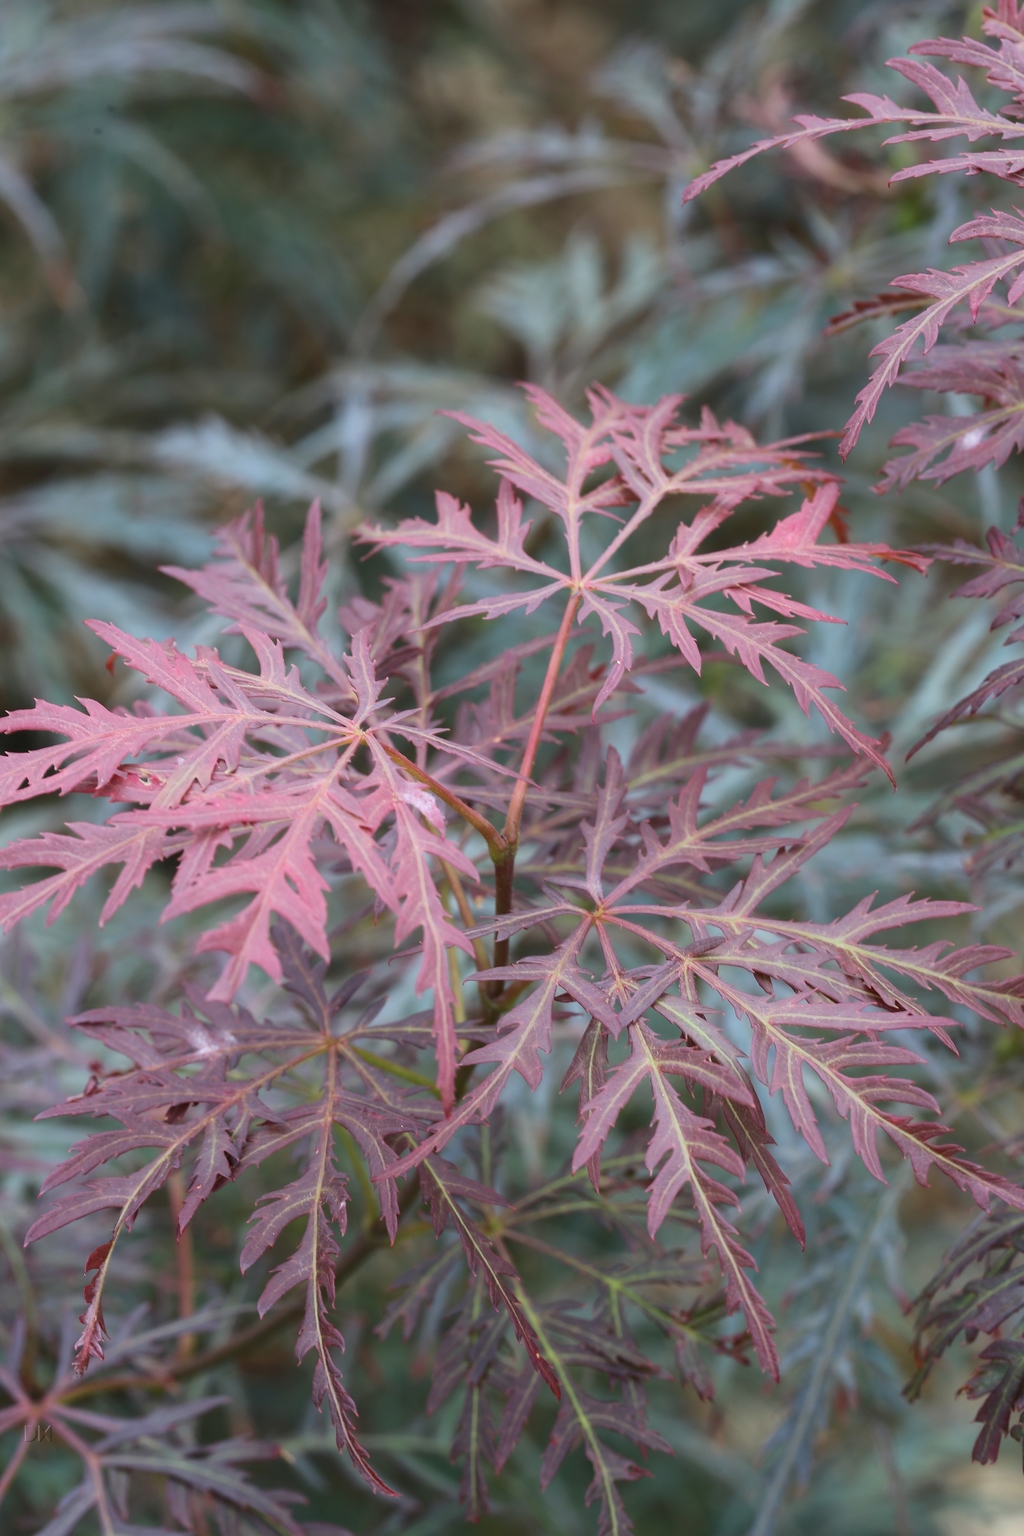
[572,1021,777,1374]
[386,932,608,1176]
[0,1313,307,1536]
[420,1155,560,1395]
[164,499,349,694]
[829,228,1024,461]
[8,371,1024,1529]
[360,387,916,772]
[681,51,1024,209]
[25,945,432,1417]
[718,1093,805,1247]
[379,702,1024,1396]
[964,1340,1024,1464]
[0,507,482,1103]
[914,1198,1024,1462]
[682,12,1024,465]
[238,1059,397,1497]
[561,1018,611,1190]
[909,1203,1024,1467]
[514,1291,671,1536]
[0,818,179,929]
[878,345,1024,492]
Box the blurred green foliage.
[5,1,1024,1532]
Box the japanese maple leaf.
[0,524,480,1107]
[381,746,1024,1374]
[682,13,1024,463]
[361,386,922,776]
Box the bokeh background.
[5,1,1024,1531]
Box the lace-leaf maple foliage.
[684,0,1024,486]
[4,385,1024,1530]
[0,1311,315,1536]
[896,517,1024,1462]
[683,0,1024,1478]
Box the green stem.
[352,1046,442,1097]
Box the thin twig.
[165,1172,196,1363]
[492,592,581,980]
[379,740,508,858]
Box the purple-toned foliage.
[685,1,1024,484]
[684,0,1024,1478]
[0,1311,318,1536]
[3,376,1024,1528]
[908,1206,1024,1463]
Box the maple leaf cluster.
[0,1311,318,1536]
[908,1204,1024,1465]
[3,382,1024,1529]
[685,0,1024,492]
[683,0,1024,1480]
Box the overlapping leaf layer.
[685,1,1024,487]
[3,386,1023,1528]
[683,0,1024,1479]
